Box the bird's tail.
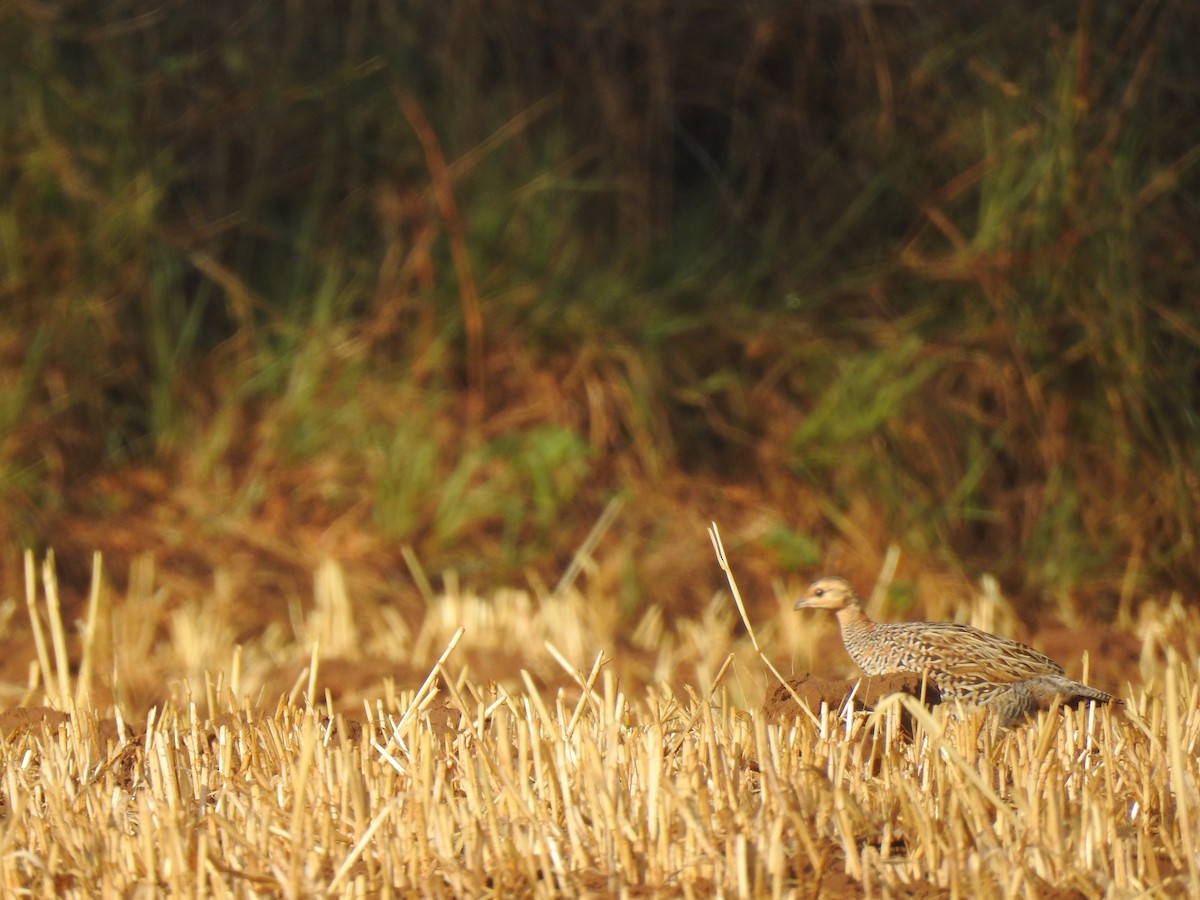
[1066,682,1116,706]
[1029,677,1116,708]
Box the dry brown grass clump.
[0,552,1197,897]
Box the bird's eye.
[814,589,824,598]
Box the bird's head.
[794,576,860,612]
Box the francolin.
[795,576,1115,725]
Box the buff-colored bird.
[795,576,1115,725]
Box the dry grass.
[1,551,1197,897]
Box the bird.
[794,576,1116,725]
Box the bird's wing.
[898,622,1066,684]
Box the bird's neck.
[836,603,876,634]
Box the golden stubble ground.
[0,551,1197,898]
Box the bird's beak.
[793,597,810,611]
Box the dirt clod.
[763,672,941,724]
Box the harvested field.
[0,551,1196,897]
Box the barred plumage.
[794,576,1115,725]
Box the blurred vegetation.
[1,0,1198,614]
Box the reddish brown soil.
[1035,621,1143,692]
[762,672,942,744]
[0,706,70,733]
[762,672,941,722]
[0,707,133,745]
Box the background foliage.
[1,0,1198,619]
